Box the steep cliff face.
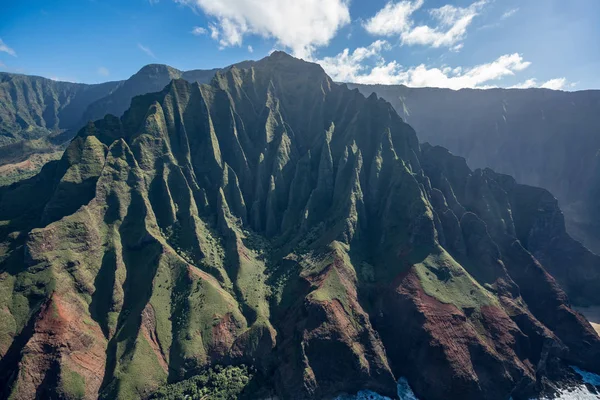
[0,65,220,186]
[0,72,121,146]
[347,83,600,254]
[0,53,599,400]
[0,72,122,185]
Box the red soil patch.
[12,293,107,400]
[141,303,169,373]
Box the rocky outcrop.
[0,52,599,400]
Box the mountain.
[1,52,600,400]
[347,83,600,254]
[0,72,123,185]
[0,72,121,146]
[81,64,220,124]
[0,65,224,186]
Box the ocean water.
[335,369,600,400]
[535,367,600,400]
[333,377,419,400]
[536,386,600,400]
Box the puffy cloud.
[138,43,156,59]
[363,0,424,36]
[97,66,110,76]
[317,40,391,83]
[317,43,538,89]
[540,78,567,90]
[364,0,486,49]
[510,77,568,90]
[0,38,17,57]
[174,0,350,58]
[191,26,207,35]
[509,78,537,89]
[247,45,254,53]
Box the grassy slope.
[0,53,597,400]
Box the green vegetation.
[413,248,498,310]
[149,365,253,400]
[58,368,86,400]
[0,51,597,400]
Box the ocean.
[335,368,600,400]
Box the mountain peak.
[254,50,325,75]
[266,50,296,59]
[134,63,181,78]
[2,49,600,400]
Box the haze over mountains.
[0,65,224,185]
[348,84,600,254]
[1,52,600,400]
[3,58,600,255]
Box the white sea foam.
[334,377,418,400]
[536,386,600,400]
[336,369,600,400]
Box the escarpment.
[0,52,599,400]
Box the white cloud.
[318,43,537,89]
[97,66,110,76]
[363,0,424,36]
[247,45,253,53]
[191,26,207,35]
[0,38,17,57]
[541,78,567,90]
[317,40,391,83]
[509,78,537,89]
[451,43,464,52]
[138,43,156,59]
[174,0,350,58]
[364,0,486,49]
[501,8,519,19]
[510,77,568,90]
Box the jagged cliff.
[0,72,121,185]
[0,72,121,146]
[0,65,219,186]
[347,83,600,254]
[0,52,599,400]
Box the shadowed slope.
[348,83,600,255]
[0,52,599,400]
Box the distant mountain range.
[1,52,600,400]
[0,65,221,185]
[2,62,600,250]
[347,83,600,254]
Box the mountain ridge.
[1,52,600,400]
[347,82,600,254]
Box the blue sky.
[1,0,599,89]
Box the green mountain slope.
[81,64,220,124]
[0,72,121,145]
[348,83,600,254]
[0,72,123,185]
[0,53,599,400]
[0,65,223,187]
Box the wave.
[336,370,600,400]
[334,377,418,400]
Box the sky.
[1,0,599,90]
